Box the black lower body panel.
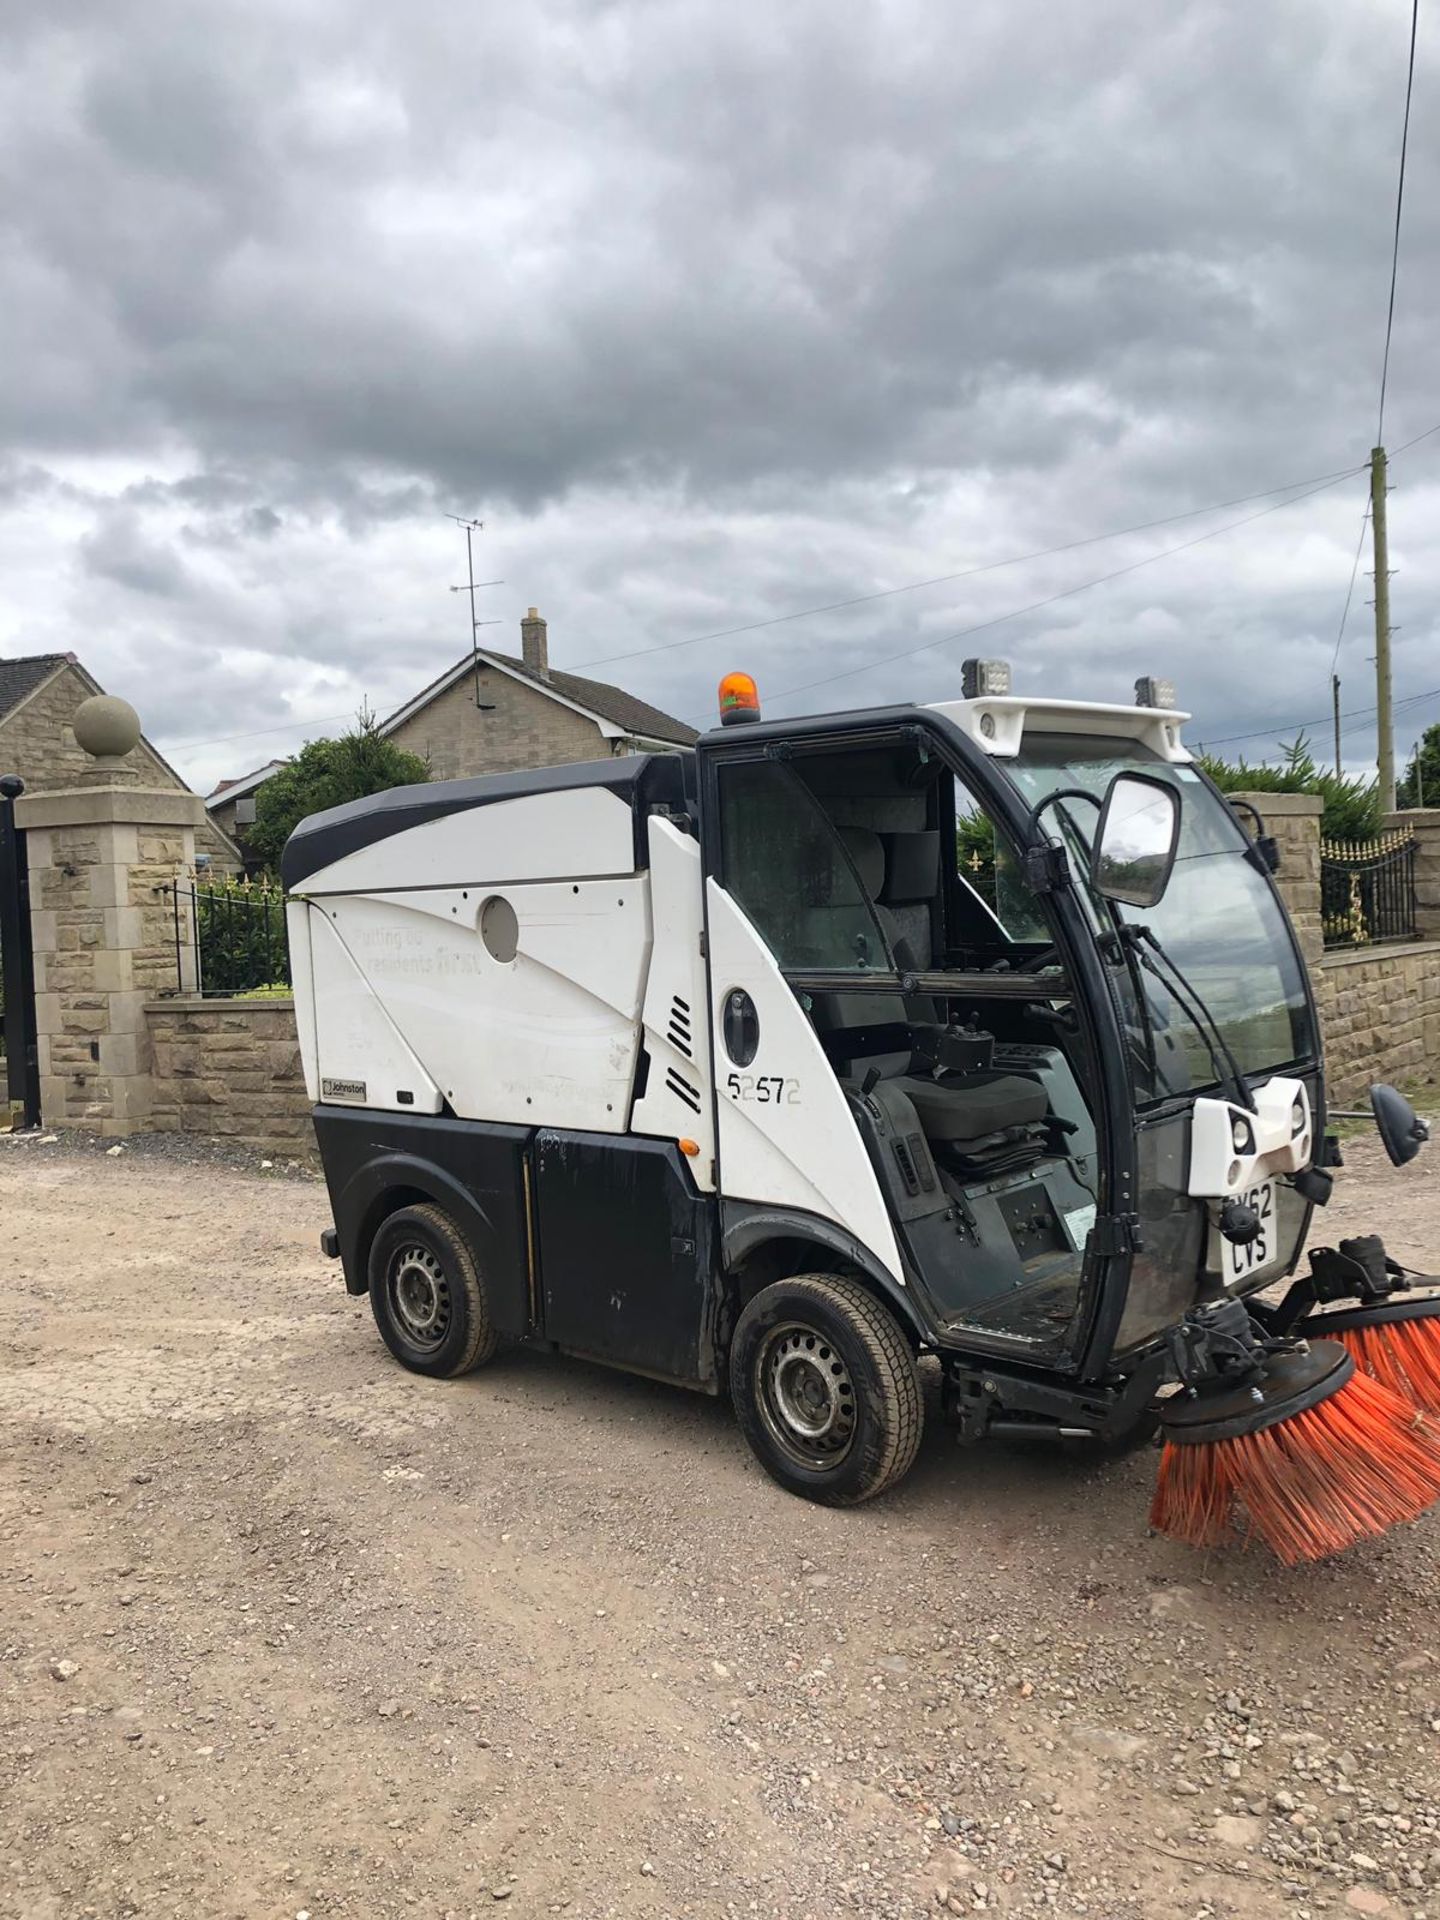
[534,1131,720,1388]
[312,1106,533,1334]
[311,1109,720,1385]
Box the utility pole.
[1371,445,1395,812]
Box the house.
[379,608,697,780]
[0,652,241,869]
[199,610,697,832]
[205,759,290,848]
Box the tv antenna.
[445,513,503,710]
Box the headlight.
[1291,1097,1307,1137]
[1231,1116,1253,1154]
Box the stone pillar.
[1229,790,1324,968]
[14,697,203,1138]
[1384,808,1440,941]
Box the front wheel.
[729,1274,923,1505]
[367,1203,499,1378]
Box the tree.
[955,810,997,906]
[247,712,430,873]
[1399,723,1440,810]
[1197,733,1380,842]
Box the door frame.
[693,707,1140,1381]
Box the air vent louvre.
[664,1066,702,1114]
[666,993,694,1058]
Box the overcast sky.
[2,0,1437,796]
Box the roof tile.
[0,654,71,724]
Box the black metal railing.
[160,877,291,996]
[1320,827,1418,949]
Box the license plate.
[1220,1179,1278,1284]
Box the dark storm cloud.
[0,0,1436,788]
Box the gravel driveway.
[2,1128,1438,1920]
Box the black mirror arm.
[1226,798,1282,874]
[1027,787,1102,835]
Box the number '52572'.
[726,1073,800,1105]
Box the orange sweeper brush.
[1260,1237,1440,1419]
[1150,1339,1440,1566]
[1299,1296,1440,1416]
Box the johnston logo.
[321,1077,367,1103]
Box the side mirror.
[1091,772,1181,909]
[1371,1082,1430,1166]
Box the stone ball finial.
[73,694,142,760]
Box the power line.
[1341,684,1434,743]
[164,467,1363,759]
[165,438,1439,761]
[1390,417,1440,457]
[1328,498,1371,680]
[1198,683,1440,752]
[165,711,356,752]
[1378,0,1421,442]
[690,466,1364,722]
[569,463,1366,675]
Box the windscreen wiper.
[1034,788,1254,1112]
[1109,922,1257,1113]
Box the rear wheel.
[368,1203,498,1378]
[729,1274,922,1505]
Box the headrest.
[839,826,884,897]
[882,830,940,904]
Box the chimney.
[521,606,549,679]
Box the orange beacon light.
[718,671,762,726]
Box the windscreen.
[1002,735,1316,1102]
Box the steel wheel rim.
[756,1320,857,1471]
[388,1243,450,1347]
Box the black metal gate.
[0,773,41,1128]
[1320,826,1419,949]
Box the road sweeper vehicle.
[282,662,1440,1562]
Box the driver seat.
[829,827,1048,1154]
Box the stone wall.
[1227,789,1440,1104]
[386,660,608,781]
[0,663,240,870]
[146,997,313,1155]
[1315,944,1440,1104]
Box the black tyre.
[367,1203,499,1378]
[729,1274,923,1505]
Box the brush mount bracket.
[1159,1340,1355,1445]
[1312,1235,1409,1302]
[1166,1297,1282,1395]
[1256,1234,1438,1338]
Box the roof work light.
[718,672,762,726]
[1135,675,1178,710]
[961,658,1012,699]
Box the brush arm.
[1256,1235,1427,1337]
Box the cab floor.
[943,1270,1081,1343]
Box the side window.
[717,760,891,972]
[953,785,1049,946]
